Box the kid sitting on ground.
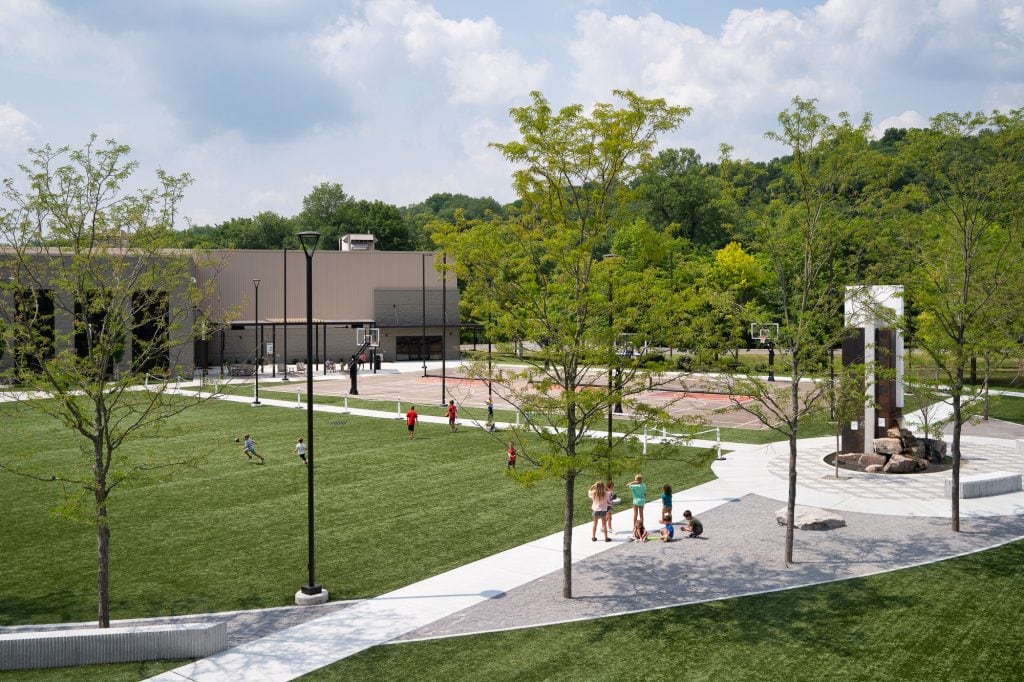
[632,518,649,543]
[659,523,675,542]
[682,509,703,538]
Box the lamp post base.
[295,586,329,606]
[251,401,263,407]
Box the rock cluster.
[775,505,846,530]
[837,427,947,474]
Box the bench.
[0,621,226,671]
[944,471,1022,499]
[228,364,256,377]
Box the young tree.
[898,110,1024,531]
[721,97,871,564]
[435,91,691,597]
[0,137,217,627]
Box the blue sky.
[1,0,1022,226]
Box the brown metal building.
[197,245,460,371]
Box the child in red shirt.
[506,441,517,469]
[446,399,458,432]
[406,406,418,439]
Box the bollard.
[296,390,302,409]
[145,373,150,388]
[515,411,520,426]
[716,426,724,460]
[343,396,350,413]
[176,375,181,390]
[397,396,402,418]
[643,426,648,456]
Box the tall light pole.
[603,254,621,458]
[440,252,447,406]
[283,246,288,381]
[296,231,327,605]
[252,279,261,406]
[421,253,428,377]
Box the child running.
[406,405,419,439]
[293,437,307,465]
[242,434,264,464]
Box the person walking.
[242,434,264,464]
[486,397,494,421]
[406,405,419,439]
[446,399,458,432]
[588,480,610,542]
[293,436,307,465]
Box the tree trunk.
[785,374,799,565]
[785,429,797,565]
[950,376,962,533]
[96,488,111,627]
[562,472,576,598]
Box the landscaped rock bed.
[824,427,954,474]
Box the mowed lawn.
[301,537,1024,682]
[0,396,716,626]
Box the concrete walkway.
[147,374,1024,681]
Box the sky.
[1,0,1022,226]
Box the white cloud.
[0,104,38,157]
[566,1,1024,161]
[313,0,547,105]
[872,110,930,138]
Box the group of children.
[589,474,704,543]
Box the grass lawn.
[0,398,715,627]
[301,538,1024,681]
[990,395,1024,424]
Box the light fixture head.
[298,231,322,258]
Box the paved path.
[146,374,1024,681]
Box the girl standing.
[588,480,610,542]
[661,483,673,524]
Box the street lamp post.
[421,253,428,377]
[603,254,621,456]
[252,279,261,406]
[296,231,328,605]
[283,246,289,381]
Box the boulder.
[884,454,918,474]
[886,426,903,439]
[857,453,887,467]
[914,458,929,471]
[865,464,884,473]
[873,438,904,456]
[837,453,862,464]
[905,442,926,459]
[776,505,846,530]
[921,438,947,463]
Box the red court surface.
[265,366,780,430]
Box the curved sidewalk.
[150,415,1024,681]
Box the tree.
[632,148,732,248]
[721,97,871,564]
[0,137,218,627]
[897,109,1024,531]
[435,90,691,598]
